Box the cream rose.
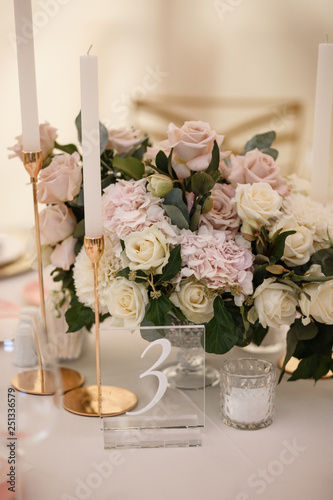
[50,236,77,271]
[248,278,298,328]
[39,203,76,246]
[8,122,57,161]
[123,225,170,274]
[159,121,224,179]
[104,277,149,327]
[106,127,142,153]
[37,152,82,204]
[170,281,214,324]
[300,280,333,325]
[271,215,314,266]
[235,182,282,226]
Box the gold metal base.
[279,356,333,378]
[62,385,138,417]
[11,367,84,395]
[12,369,57,395]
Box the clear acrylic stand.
[99,325,205,449]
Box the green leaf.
[206,140,220,174]
[288,355,332,382]
[73,219,85,238]
[262,147,278,160]
[54,141,79,155]
[155,150,169,175]
[271,230,296,261]
[243,131,276,154]
[75,111,109,154]
[144,295,173,325]
[251,322,269,346]
[189,204,202,232]
[278,325,298,383]
[294,321,318,341]
[205,296,239,354]
[311,247,333,276]
[156,245,182,283]
[190,172,215,196]
[65,296,96,332]
[113,156,145,180]
[163,205,189,230]
[163,188,190,223]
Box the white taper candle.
[80,53,103,238]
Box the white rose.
[235,182,282,225]
[104,277,148,327]
[271,214,314,266]
[299,280,333,325]
[170,281,214,324]
[39,203,76,246]
[123,225,170,274]
[248,278,298,328]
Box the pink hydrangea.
[102,179,178,255]
[177,226,254,296]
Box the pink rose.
[37,152,82,204]
[40,203,76,246]
[50,236,77,270]
[8,122,57,161]
[227,149,289,196]
[106,127,143,153]
[159,121,225,179]
[200,183,240,238]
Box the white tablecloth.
[1,270,332,500]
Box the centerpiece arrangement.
[9,118,333,381]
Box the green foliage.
[112,156,145,180]
[156,245,182,283]
[75,111,109,154]
[162,188,190,229]
[243,131,278,160]
[205,296,239,354]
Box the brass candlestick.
[63,236,138,417]
[12,150,84,396]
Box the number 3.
[126,338,171,416]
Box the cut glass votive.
[220,358,276,430]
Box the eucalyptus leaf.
[262,147,278,160]
[75,111,109,154]
[113,156,145,180]
[54,141,79,155]
[278,325,298,383]
[73,219,85,238]
[162,205,189,230]
[163,188,190,223]
[288,355,332,382]
[155,150,169,175]
[243,131,276,154]
[272,230,296,261]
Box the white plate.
[0,233,25,267]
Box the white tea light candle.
[13,0,40,152]
[80,53,103,238]
[220,358,276,430]
[311,42,333,204]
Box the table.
[0,270,332,500]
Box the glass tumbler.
[220,358,276,430]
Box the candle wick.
[87,45,93,56]
[325,33,329,43]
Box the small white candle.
[13,0,40,152]
[311,42,333,203]
[225,387,270,424]
[80,54,103,238]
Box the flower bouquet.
[9,118,333,381]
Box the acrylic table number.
[99,325,206,449]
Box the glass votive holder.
[220,358,276,430]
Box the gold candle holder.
[63,236,138,417]
[12,150,84,396]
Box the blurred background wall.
[1,0,333,231]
